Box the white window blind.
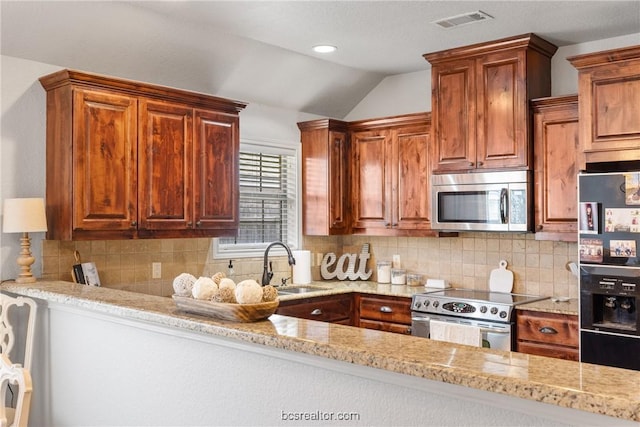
[214,142,298,258]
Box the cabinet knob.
[539,326,558,335]
[196,221,202,227]
[477,161,483,166]
[385,222,391,228]
[380,306,393,313]
[187,222,193,227]
[131,221,137,227]
[310,308,323,316]
[469,162,474,167]
[535,224,543,232]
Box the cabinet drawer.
[358,295,411,325]
[516,341,579,361]
[277,295,353,324]
[359,319,412,335]
[517,310,578,347]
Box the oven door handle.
[478,326,510,334]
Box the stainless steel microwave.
[431,171,531,232]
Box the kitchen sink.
[277,285,331,295]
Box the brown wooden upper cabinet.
[349,113,432,235]
[568,45,640,169]
[531,95,579,241]
[297,119,350,235]
[424,33,557,173]
[40,69,246,240]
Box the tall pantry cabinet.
[40,69,246,240]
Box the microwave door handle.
[500,188,508,224]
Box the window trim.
[212,138,301,259]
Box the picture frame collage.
[579,173,640,263]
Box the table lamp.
[2,198,48,283]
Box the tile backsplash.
[42,232,578,298]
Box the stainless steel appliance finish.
[411,288,547,351]
[431,170,531,232]
[579,171,640,371]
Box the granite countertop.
[517,297,579,316]
[2,280,638,422]
[275,280,428,301]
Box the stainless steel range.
[411,288,547,351]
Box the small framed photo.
[579,202,599,234]
[625,173,640,205]
[580,238,603,263]
[610,240,636,258]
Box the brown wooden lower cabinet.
[276,294,354,325]
[356,294,412,335]
[516,310,579,361]
[276,293,413,335]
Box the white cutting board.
[489,260,513,293]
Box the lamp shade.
[2,198,48,233]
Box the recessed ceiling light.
[313,45,337,53]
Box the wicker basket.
[172,295,279,322]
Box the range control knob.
[490,307,498,315]
[423,300,430,308]
[499,311,507,319]
[479,306,487,313]
[432,301,439,308]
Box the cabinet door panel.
[138,100,193,230]
[533,97,579,239]
[593,76,640,141]
[477,52,527,169]
[432,60,476,172]
[351,130,389,229]
[194,110,239,231]
[328,130,349,232]
[395,126,431,228]
[72,89,137,231]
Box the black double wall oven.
[579,171,640,370]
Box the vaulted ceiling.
[2,1,639,118]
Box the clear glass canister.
[391,268,406,285]
[377,261,391,284]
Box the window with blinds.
[215,142,298,257]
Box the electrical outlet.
[152,262,162,279]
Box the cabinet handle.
[380,306,393,313]
[131,221,137,227]
[385,222,391,228]
[392,223,398,227]
[477,161,483,166]
[539,326,558,335]
[311,308,323,316]
[187,222,193,227]
[469,162,474,167]
[196,221,202,227]
[535,224,543,232]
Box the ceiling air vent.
[433,10,493,29]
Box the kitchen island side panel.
[25,300,630,427]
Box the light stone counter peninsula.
[2,280,638,427]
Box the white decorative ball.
[172,273,196,297]
[218,277,236,291]
[192,277,219,300]
[235,279,264,304]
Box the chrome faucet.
[261,241,296,286]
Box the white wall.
[0,56,58,281]
[551,32,640,96]
[345,32,640,121]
